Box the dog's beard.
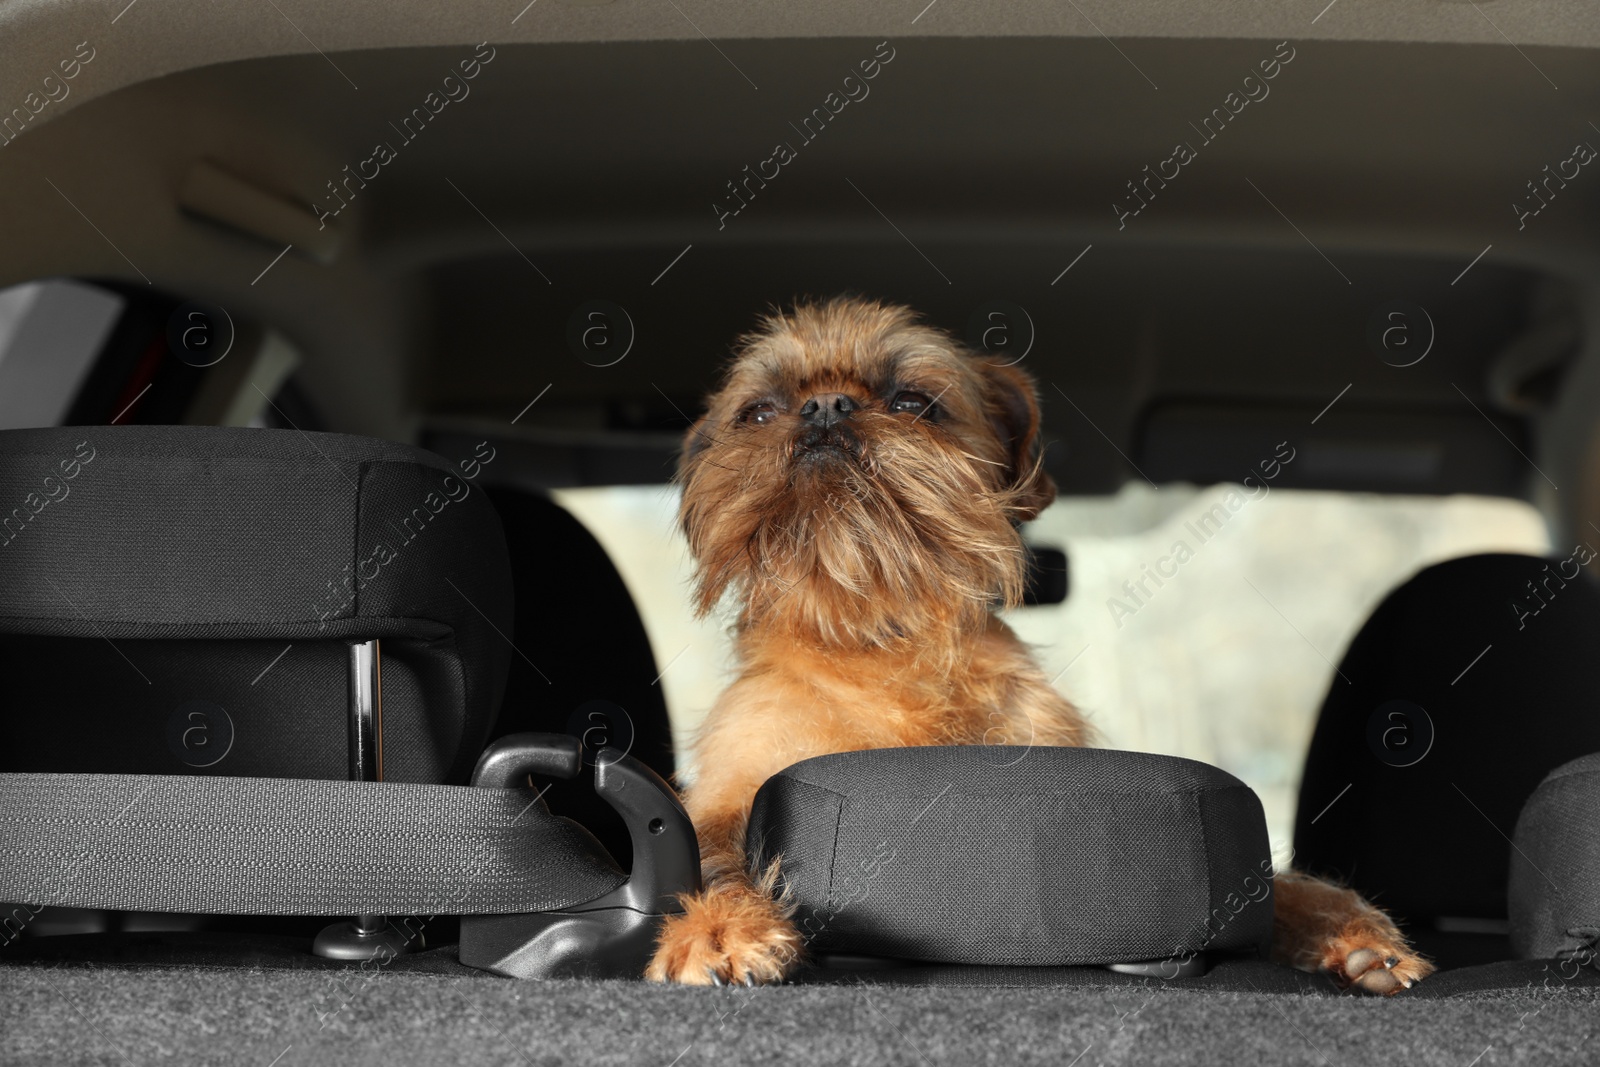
[681,413,1029,646]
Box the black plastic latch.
[458,732,701,979]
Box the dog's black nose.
[799,393,857,427]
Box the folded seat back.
[0,425,513,783]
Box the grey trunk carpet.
[4,935,1599,1065]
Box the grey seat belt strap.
[0,773,625,916]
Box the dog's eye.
[890,391,933,415]
[738,402,777,425]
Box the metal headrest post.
[313,639,413,961]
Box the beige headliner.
[1,0,1597,135]
[3,3,1600,542]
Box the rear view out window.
[0,280,123,430]
[556,484,1550,853]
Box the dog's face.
[678,297,1055,643]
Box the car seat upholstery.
[749,746,1275,969]
[0,426,699,977]
[1294,553,1600,966]
[0,425,514,785]
[1509,752,1600,961]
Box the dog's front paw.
[1318,932,1436,995]
[1273,870,1435,995]
[645,881,803,985]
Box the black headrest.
[748,746,1273,966]
[1510,752,1600,960]
[1295,553,1600,922]
[0,426,513,783]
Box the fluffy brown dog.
[645,296,1433,994]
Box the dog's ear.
[981,361,1056,522]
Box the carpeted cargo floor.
[4,935,1599,1065]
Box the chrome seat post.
[313,639,412,960]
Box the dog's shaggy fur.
[646,297,1431,994]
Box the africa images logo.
[166,701,235,768]
[712,41,896,230]
[1,440,96,549]
[309,43,497,231]
[310,441,497,628]
[1113,41,1297,230]
[1106,441,1297,629]
[0,40,97,150]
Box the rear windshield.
[556,484,1550,853]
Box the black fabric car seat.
[748,745,1276,971]
[1294,553,1600,966]
[0,426,513,785]
[0,426,699,978]
[1509,751,1600,962]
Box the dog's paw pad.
[645,887,802,986]
[1324,937,1434,995]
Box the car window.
[0,280,124,429]
[556,483,1550,852]
[0,278,314,429]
